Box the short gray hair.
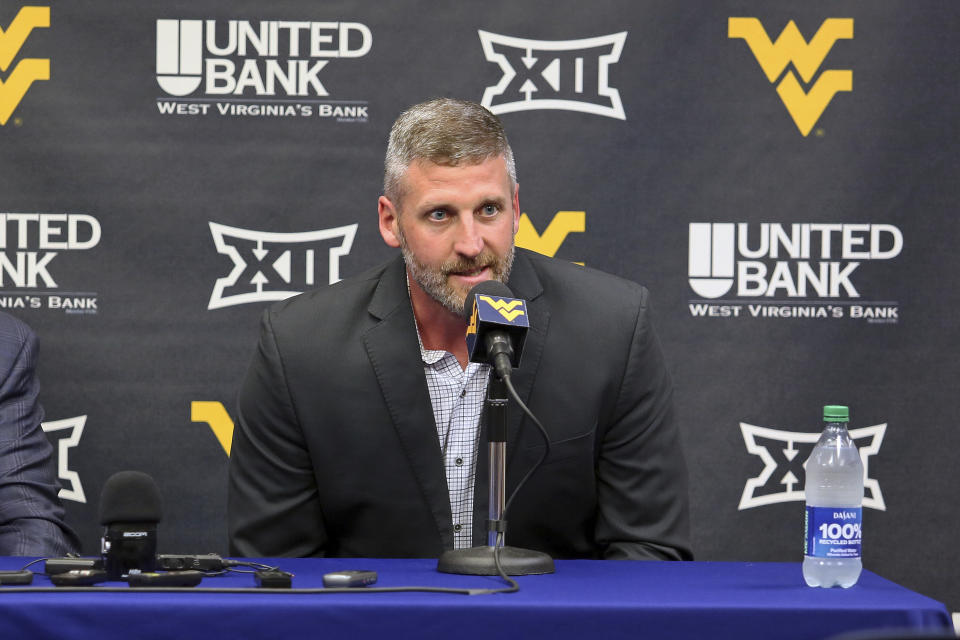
[383,98,516,204]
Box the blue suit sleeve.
[0,313,80,556]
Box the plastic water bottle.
[803,405,864,588]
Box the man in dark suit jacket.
[229,99,691,561]
[0,311,79,556]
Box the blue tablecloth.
[0,557,951,640]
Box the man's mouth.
[451,265,488,278]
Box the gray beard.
[397,226,515,316]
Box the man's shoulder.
[263,256,400,329]
[0,311,36,368]
[0,311,31,342]
[518,249,650,307]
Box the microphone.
[464,280,529,379]
[99,470,162,579]
[439,281,555,576]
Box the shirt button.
[454,524,462,532]
[455,457,463,466]
[460,389,467,397]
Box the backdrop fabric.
[1,0,957,616]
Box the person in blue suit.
[0,311,79,556]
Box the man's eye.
[427,210,448,221]
[480,204,499,216]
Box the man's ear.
[378,196,401,248]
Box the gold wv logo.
[729,18,852,136]
[191,401,234,456]
[479,295,526,322]
[0,6,50,126]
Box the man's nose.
[453,215,484,257]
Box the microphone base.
[437,545,555,576]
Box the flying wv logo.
[739,421,885,510]
[0,6,50,125]
[479,295,526,322]
[728,18,853,136]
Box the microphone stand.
[437,376,555,576]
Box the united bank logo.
[0,6,50,126]
[208,222,357,309]
[156,19,371,121]
[688,222,902,321]
[739,421,885,511]
[729,18,853,136]
[1,212,102,313]
[479,31,626,120]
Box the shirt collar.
[405,271,491,372]
[405,270,452,366]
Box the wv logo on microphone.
[729,18,852,136]
[479,295,526,322]
[479,31,626,120]
[466,294,529,364]
[739,422,885,511]
[208,222,357,309]
[0,6,50,126]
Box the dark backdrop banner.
[2,0,957,618]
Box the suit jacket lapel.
[363,256,454,550]
[503,251,549,452]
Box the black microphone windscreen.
[463,280,515,319]
[98,470,163,524]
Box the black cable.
[0,585,506,595]
[17,555,274,579]
[3,556,514,595]
[492,533,519,593]
[18,558,49,571]
[225,560,278,570]
[223,560,282,574]
[501,373,551,517]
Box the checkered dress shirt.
[415,329,490,550]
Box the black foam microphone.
[464,280,529,379]
[99,470,162,579]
